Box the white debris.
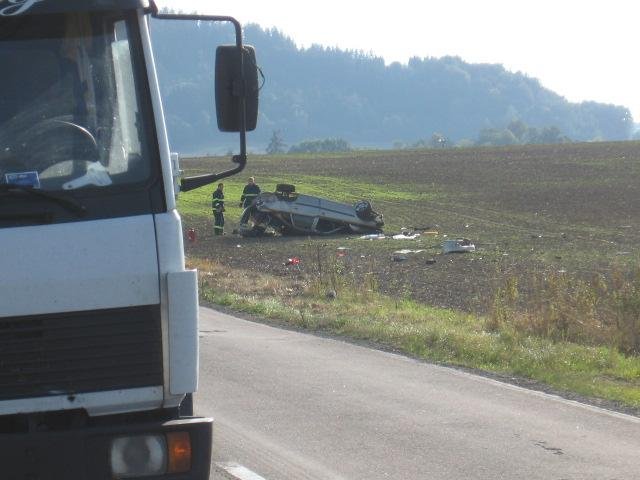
[392,249,425,261]
[393,249,425,255]
[392,233,421,240]
[443,239,476,254]
[360,233,386,240]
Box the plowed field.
[179,141,640,312]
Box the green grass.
[177,173,449,231]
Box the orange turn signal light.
[167,431,192,474]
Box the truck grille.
[0,306,163,401]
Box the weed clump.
[489,265,640,355]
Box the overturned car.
[238,184,384,237]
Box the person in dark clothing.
[212,183,225,235]
[240,177,261,209]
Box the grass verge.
[189,256,640,410]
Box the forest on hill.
[150,19,635,155]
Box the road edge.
[201,303,640,420]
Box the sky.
[158,0,640,123]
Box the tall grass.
[489,265,640,355]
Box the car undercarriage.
[238,184,383,237]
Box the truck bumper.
[1,416,212,480]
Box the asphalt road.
[197,307,640,480]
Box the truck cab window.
[109,19,145,177]
[0,12,154,192]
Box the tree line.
[150,17,636,155]
[266,131,352,154]
[265,118,580,155]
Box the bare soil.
[182,141,640,313]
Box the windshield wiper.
[0,185,87,217]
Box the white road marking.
[216,462,268,480]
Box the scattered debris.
[284,257,301,266]
[617,251,631,256]
[359,231,434,240]
[392,232,421,240]
[325,289,337,300]
[443,238,476,254]
[336,247,349,257]
[425,258,437,265]
[360,233,386,240]
[187,228,196,243]
[392,249,425,262]
[393,249,426,255]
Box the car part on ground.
[443,238,476,253]
[392,249,426,261]
[392,232,421,240]
[239,184,383,237]
[360,233,386,240]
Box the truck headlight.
[111,435,167,478]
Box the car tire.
[276,183,296,194]
[355,200,373,220]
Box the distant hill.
[150,20,635,155]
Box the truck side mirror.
[215,45,259,132]
[151,12,257,191]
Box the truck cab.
[0,1,258,478]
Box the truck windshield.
[0,12,154,192]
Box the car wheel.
[355,200,373,220]
[276,183,296,194]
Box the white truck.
[0,1,258,478]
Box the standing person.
[240,177,261,209]
[212,183,225,236]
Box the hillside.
[150,20,635,154]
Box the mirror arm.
[151,8,249,191]
[180,154,246,192]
